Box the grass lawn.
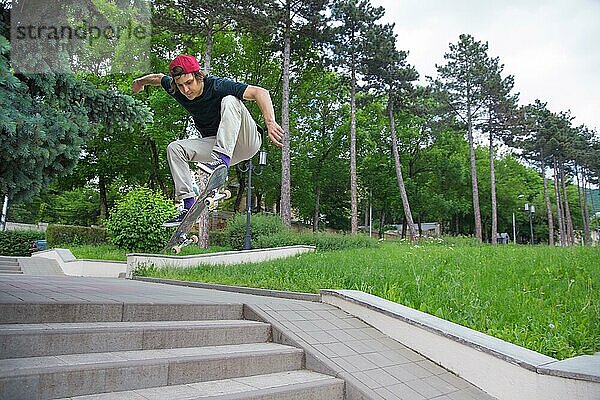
[133,241,600,360]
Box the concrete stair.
[0,303,344,400]
[0,256,22,274]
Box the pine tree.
[432,34,498,241]
[329,0,385,234]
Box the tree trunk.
[540,152,554,246]
[349,56,358,234]
[279,3,292,227]
[559,161,574,244]
[234,169,246,212]
[149,139,167,196]
[553,157,566,245]
[467,111,482,241]
[312,184,320,232]
[581,169,591,244]
[379,209,385,239]
[489,130,498,244]
[197,172,209,249]
[204,26,213,74]
[575,165,590,245]
[388,97,417,240]
[99,175,108,222]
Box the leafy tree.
[153,0,270,74]
[291,67,349,230]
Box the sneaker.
[197,152,228,176]
[163,208,188,227]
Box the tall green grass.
[135,242,600,360]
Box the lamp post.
[0,195,7,231]
[238,149,267,250]
[525,203,535,244]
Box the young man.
[132,55,284,227]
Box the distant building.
[385,222,441,239]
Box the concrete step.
[0,303,244,324]
[0,267,23,274]
[0,320,272,359]
[0,256,19,266]
[60,370,345,399]
[0,257,21,274]
[0,343,305,399]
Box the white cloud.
[372,0,600,132]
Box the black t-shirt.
[161,75,248,137]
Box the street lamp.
[238,149,267,250]
[0,195,7,231]
[525,203,535,244]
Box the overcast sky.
[370,0,600,133]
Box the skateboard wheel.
[171,245,181,255]
[205,197,216,209]
[223,189,232,199]
[191,235,199,244]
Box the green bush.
[46,224,109,247]
[209,230,228,247]
[255,231,379,251]
[225,213,287,250]
[0,230,45,256]
[105,187,177,252]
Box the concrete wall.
[126,246,316,277]
[32,249,126,278]
[321,290,600,400]
[31,246,316,279]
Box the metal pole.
[529,210,534,244]
[244,161,253,250]
[369,189,372,238]
[0,195,8,231]
[512,212,516,244]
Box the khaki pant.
[167,96,261,201]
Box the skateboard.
[163,165,231,254]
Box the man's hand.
[132,79,145,94]
[266,121,285,148]
[131,74,164,94]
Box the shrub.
[105,187,177,252]
[433,235,483,247]
[46,224,109,247]
[0,230,45,256]
[225,213,287,250]
[209,230,228,247]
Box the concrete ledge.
[17,257,64,275]
[126,245,316,277]
[321,289,600,400]
[133,276,321,302]
[32,249,126,278]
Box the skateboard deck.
[164,165,230,254]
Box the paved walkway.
[0,274,496,400]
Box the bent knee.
[221,95,242,110]
[167,141,182,155]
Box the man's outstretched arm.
[132,73,165,94]
[243,85,285,148]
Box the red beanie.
[169,55,200,75]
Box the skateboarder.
[132,54,284,227]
